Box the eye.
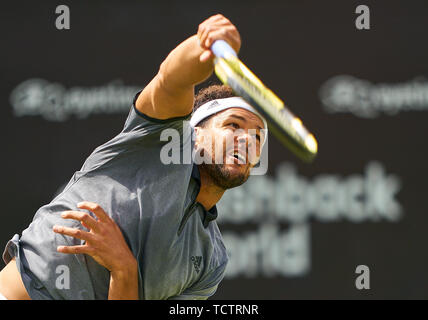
[227,122,240,129]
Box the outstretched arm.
[135,14,241,120]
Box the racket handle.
[211,40,237,59]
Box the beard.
[199,162,250,190]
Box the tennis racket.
[211,40,318,162]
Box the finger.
[197,21,208,42]
[198,14,225,32]
[57,245,93,255]
[198,18,232,50]
[53,225,94,242]
[204,28,235,50]
[197,17,216,44]
[198,25,212,50]
[200,50,213,63]
[81,221,91,231]
[77,201,110,223]
[228,29,241,53]
[204,14,227,26]
[61,210,99,231]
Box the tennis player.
[0,14,267,300]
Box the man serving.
[0,14,267,300]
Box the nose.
[235,131,258,146]
[235,131,251,146]
[234,131,260,162]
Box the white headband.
[190,97,268,138]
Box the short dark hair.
[193,84,235,127]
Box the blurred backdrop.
[1,0,428,299]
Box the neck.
[195,166,225,211]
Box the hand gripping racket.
[211,40,318,162]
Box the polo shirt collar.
[191,164,218,227]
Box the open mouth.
[227,149,247,164]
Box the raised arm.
[135,14,241,120]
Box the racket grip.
[211,40,237,59]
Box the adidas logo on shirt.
[191,256,202,273]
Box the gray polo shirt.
[2,92,228,300]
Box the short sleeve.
[78,90,193,173]
[121,90,192,138]
[2,208,108,299]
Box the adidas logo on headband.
[208,100,220,109]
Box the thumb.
[199,50,213,63]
